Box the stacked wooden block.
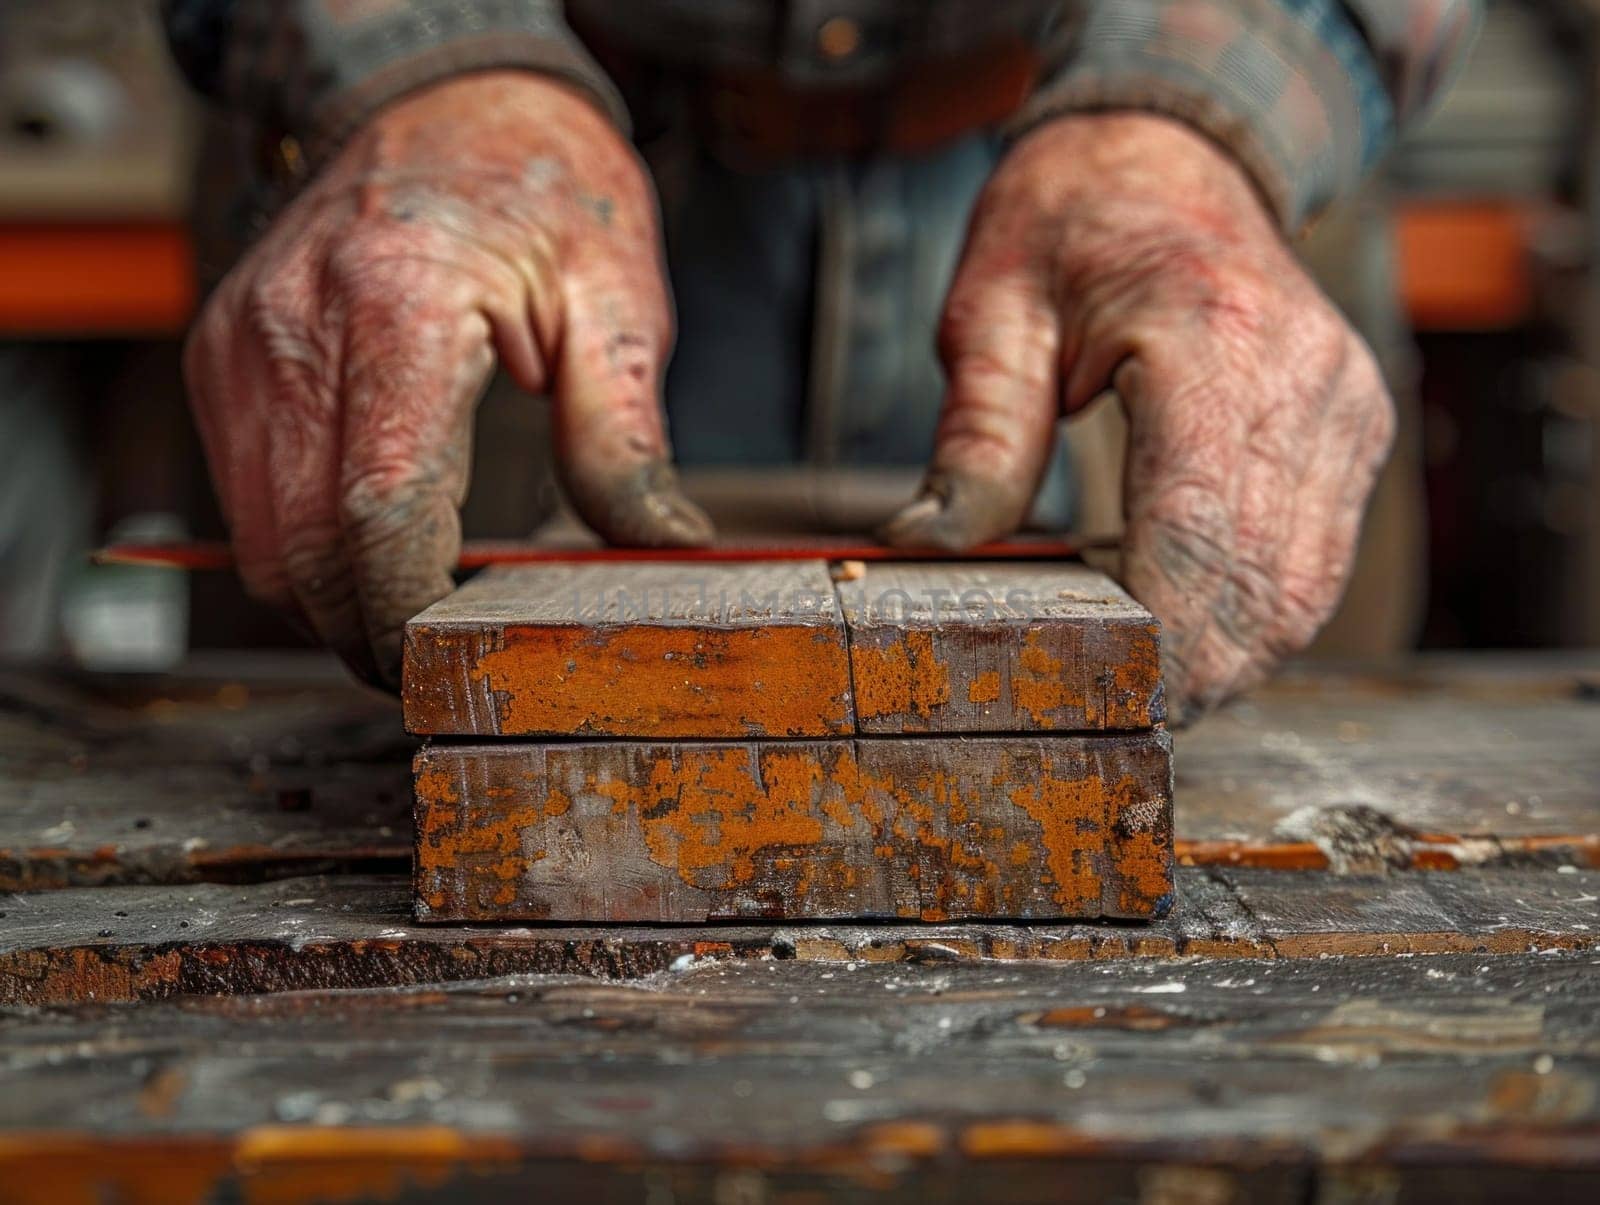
[403,561,1173,923]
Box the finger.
[880,255,1061,550]
[336,275,498,686]
[552,266,713,547]
[254,288,376,680]
[1260,341,1395,670]
[1114,346,1248,724]
[183,287,297,617]
[1165,334,1344,713]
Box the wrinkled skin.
[190,77,1390,714]
[184,72,710,686]
[884,113,1396,722]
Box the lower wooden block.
[413,735,1173,923]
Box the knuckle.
[1265,594,1332,660]
[279,524,347,593]
[936,273,1006,358]
[328,253,411,316]
[239,269,302,323]
[1212,558,1281,648]
[1195,281,1274,344]
[1130,485,1235,599]
[1146,480,1231,549]
[947,341,1051,399]
[327,229,461,308]
[339,462,426,534]
[1269,558,1347,657]
[337,465,462,573]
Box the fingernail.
[878,492,952,549]
[878,469,1006,552]
[640,488,715,547]
[573,460,717,547]
[369,631,405,694]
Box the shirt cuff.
[225,0,630,169]
[1007,0,1394,232]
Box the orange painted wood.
[403,561,1162,737]
[841,563,1163,733]
[406,561,1170,922]
[413,733,1174,923]
[404,562,855,738]
[0,223,194,334]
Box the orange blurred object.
[0,222,194,335]
[1396,200,1535,331]
[0,202,1539,336]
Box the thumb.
[881,263,1062,550]
[548,271,713,547]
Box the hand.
[884,113,1395,720]
[184,71,711,686]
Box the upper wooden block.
[404,561,1162,737]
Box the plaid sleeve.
[1011,0,1482,231]
[1341,0,1481,126]
[160,0,628,168]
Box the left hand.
[883,113,1395,721]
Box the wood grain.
[403,562,854,738]
[6,652,1600,1200]
[1177,659,1600,852]
[3,953,1599,1199]
[412,734,1174,923]
[403,562,1163,737]
[840,564,1164,733]
[7,868,1599,1007]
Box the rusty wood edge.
[5,924,1599,1008]
[1176,834,1600,872]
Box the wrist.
[355,70,618,169]
[1004,112,1279,247]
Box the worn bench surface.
[5,656,1595,889]
[3,654,1599,1198]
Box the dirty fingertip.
[332,633,393,694]
[571,460,717,548]
[879,504,958,551]
[367,629,406,695]
[877,470,1024,551]
[636,487,716,547]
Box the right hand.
[184,71,712,686]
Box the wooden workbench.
[2,653,1598,1201]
